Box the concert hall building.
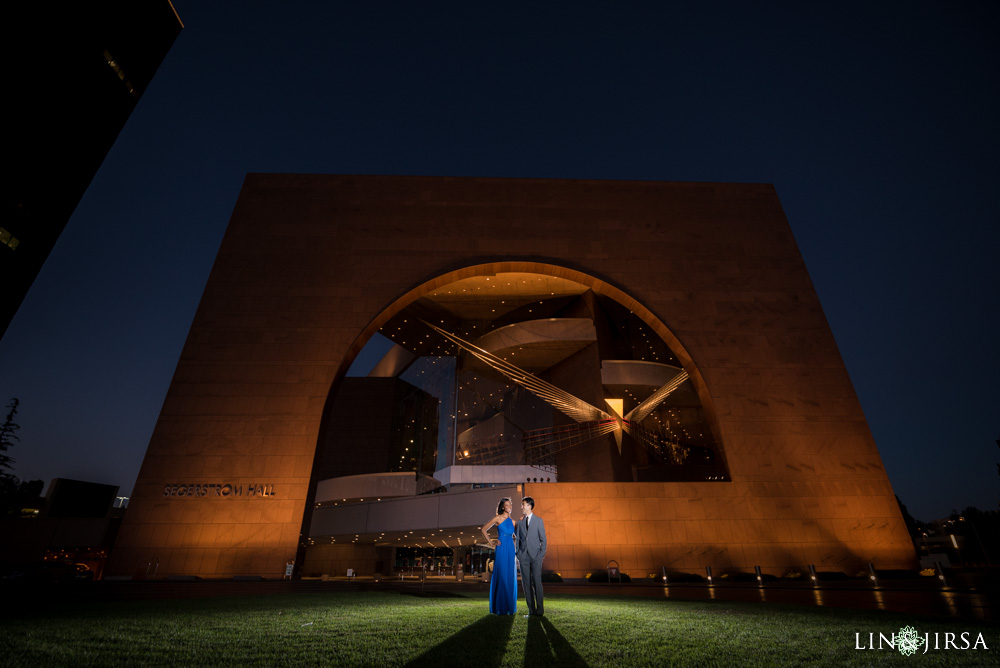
[107,175,916,580]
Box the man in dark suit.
[516,496,546,616]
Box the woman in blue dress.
[481,497,517,615]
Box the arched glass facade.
[315,271,728,487]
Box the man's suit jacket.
[516,514,546,562]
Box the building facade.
[3,1,183,337]
[108,175,916,579]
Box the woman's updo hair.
[497,497,512,515]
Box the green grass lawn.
[0,590,996,667]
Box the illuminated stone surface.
[108,175,916,579]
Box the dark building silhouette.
[2,1,183,338]
[1,478,124,580]
[43,478,119,519]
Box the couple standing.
[481,496,546,617]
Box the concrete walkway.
[4,575,995,622]
[554,581,997,621]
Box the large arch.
[316,261,729,480]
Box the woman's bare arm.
[481,515,502,547]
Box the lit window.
[0,228,18,250]
[104,50,137,96]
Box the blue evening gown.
[489,517,517,614]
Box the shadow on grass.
[405,614,514,667]
[524,616,587,667]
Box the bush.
[718,572,778,583]
[662,571,705,583]
[587,570,631,583]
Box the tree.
[895,495,923,537]
[958,506,999,566]
[0,398,19,476]
[0,398,41,517]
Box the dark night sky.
[2,2,997,521]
